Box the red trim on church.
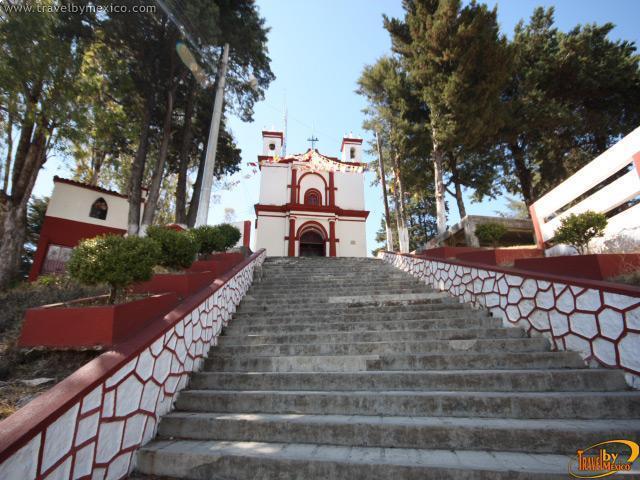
[29,216,126,281]
[262,130,284,140]
[340,137,363,152]
[255,203,369,218]
[257,151,366,168]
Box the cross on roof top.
[307,135,319,149]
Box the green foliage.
[146,226,198,270]
[190,226,222,255]
[553,211,608,254]
[475,223,508,248]
[216,224,242,252]
[67,235,160,303]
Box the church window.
[89,197,108,220]
[304,189,321,206]
[349,147,356,159]
[269,142,276,151]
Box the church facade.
[254,130,369,257]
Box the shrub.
[191,224,241,255]
[553,211,608,255]
[67,234,160,303]
[475,222,508,248]
[190,225,223,256]
[147,225,199,270]
[216,223,242,251]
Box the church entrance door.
[299,230,326,257]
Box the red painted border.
[0,249,266,465]
[53,176,131,200]
[257,153,367,168]
[388,252,640,298]
[633,152,640,177]
[255,203,369,219]
[340,137,363,152]
[529,204,545,249]
[242,220,251,248]
[262,130,284,140]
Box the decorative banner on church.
[259,150,365,173]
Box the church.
[254,130,369,257]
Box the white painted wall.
[340,140,362,163]
[335,172,365,210]
[336,219,367,257]
[255,215,287,256]
[258,164,290,205]
[298,172,327,205]
[46,182,131,230]
[262,133,283,156]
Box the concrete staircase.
[136,257,640,479]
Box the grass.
[0,276,106,420]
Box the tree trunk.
[127,97,153,235]
[449,157,467,219]
[141,54,179,229]
[88,150,106,187]
[392,152,407,226]
[510,142,534,207]
[433,143,447,236]
[175,79,196,224]
[186,149,206,228]
[0,126,48,289]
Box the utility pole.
[195,43,230,227]
[375,129,394,252]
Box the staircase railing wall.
[0,249,267,480]
[380,251,640,388]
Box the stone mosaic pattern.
[0,251,266,480]
[380,252,640,388]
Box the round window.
[269,143,276,151]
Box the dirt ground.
[0,279,105,420]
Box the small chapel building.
[254,130,369,257]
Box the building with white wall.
[255,131,369,257]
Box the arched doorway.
[299,229,326,257]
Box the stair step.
[175,390,640,419]
[232,309,483,324]
[156,412,640,455]
[226,316,501,335]
[204,351,586,373]
[213,337,550,357]
[235,301,465,316]
[218,327,525,346]
[366,351,586,371]
[136,440,573,479]
[190,369,626,392]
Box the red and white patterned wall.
[381,252,640,388]
[0,250,266,480]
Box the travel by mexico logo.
[569,440,639,478]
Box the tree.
[0,2,94,289]
[495,7,640,206]
[553,211,608,255]
[385,0,511,235]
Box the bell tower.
[340,134,363,163]
[262,130,284,157]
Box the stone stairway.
[136,257,640,479]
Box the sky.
[31,0,640,254]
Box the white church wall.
[335,172,365,210]
[256,215,287,256]
[47,181,131,230]
[298,172,327,205]
[336,220,367,257]
[259,164,289,205]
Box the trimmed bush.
[147,225,199,271]
[217,224,242,251]
[190,225,223,256]
[67,234,160,303]
[191,224,241,255]
[553,211,608,255]
[475,222,508,248]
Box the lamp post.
[194,43,229,227]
